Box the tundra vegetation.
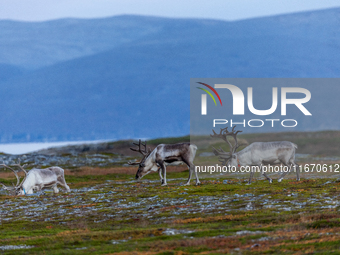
[0,131,339,254]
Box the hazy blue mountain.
[0,64,24,81]
[0,8,339,142]
[0,16,174,69]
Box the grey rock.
[236,230,264,235]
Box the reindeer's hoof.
[195,182,201,186]
[278,178,282,182]
[161,183,168,186]
[297,178,300,181]
[161,179,164,184]
[183,183,190,186]
[269,179,273,184]
[246,182,252,185]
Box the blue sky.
[0,0,340,21]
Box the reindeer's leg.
[26,188,34,194]
[57,181,70,192]
[193,163,201,185]
[158,167,164,184]
[183,167,192,186]
[157,161,167,186]
[57,176,71,192]
[53,185,59,194]
[260,165,273,184]
[247,170,254,185]
[291,150,300,181]
[33,185,41,192]
[295,163,300,181]
[182,157,200,186]
[34,184,44,193]
[278,163,292,182]
[65,183,71,192]
[183,162,192,186]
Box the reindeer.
[128,140,200,186]
[0,161,70,195]
[211,126,300,184]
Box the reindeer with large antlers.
[211,126,300,184]
[0,161,70,195]
[128,140,200,186]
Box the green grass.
[0,167,340,254]
[0,129,340,254]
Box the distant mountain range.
[0,8,339,142]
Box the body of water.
[0,140,111,155]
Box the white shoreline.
[0,140,112,155]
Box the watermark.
[191,78,340,179]
[190,78,326,135]
[213,118,298,128]
[197,85,311,117]
[195,164,340,175]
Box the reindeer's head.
[128,140,153,180]
[210,126,242,167]
[0,161,28,195]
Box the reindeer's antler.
[225,126,242,153]
[211,147,232,165]
[0,160,27,191]
[211,127,233,151]
[128,139,151,165]
[11,160,28,188]
[130,140,148,155]
[211,125,242,153]
[210,126,243,165]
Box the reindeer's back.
[156,143,197,159]
[27,168,58,184]
[249,141,296,151]
[47,167,65,177]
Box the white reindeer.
[128,140,200,186]
[0,162,70,195]
[211,126,300,184]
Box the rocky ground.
[0,141,133,169]
[0,133,339,254]
[1,169,340,254]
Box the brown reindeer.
[129,140,200,186]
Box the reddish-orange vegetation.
[109,252,158,255]
[119,227,340,254]
[64,166,188,176]
[0,171,26,179]
[173,214,249,224]
[56,229,91,237]
[0,165,187,178]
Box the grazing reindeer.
[128,140,200,186]
[211,126,300,184]
[0,162,70,195]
